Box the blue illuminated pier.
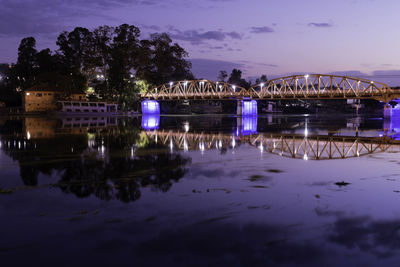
[141,100,160,114]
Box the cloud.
[308,22,333,28]
[0,0,163,36]
[250,26,274,34]
[190,58,245,80]
[169,28,242,45]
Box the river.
[1,112,400,266]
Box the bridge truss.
[248,74,396,102]
[140,80,246,100]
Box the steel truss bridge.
[140,74,400,102]
[143,130,400,160]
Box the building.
[23,85,87,112]
[23,85,60,112]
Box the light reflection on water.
[1,113,400,266]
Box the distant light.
[232,85,236,91]
[303,154,308,161]
[130,74,134,78]
[183,122,189,132]
[27,131,31,140]
[219,85,222,89]
[199,142,205,152]
[26,92,30,96]
[304,74,309,78]
[371,81,374,84]
[169,82,173,87]
[260,83,264,88]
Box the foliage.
[255,74,268,84]
[2,24,194,109]
[218,70,228,82]
[136,33,194,85]
[228,68,251,89]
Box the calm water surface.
[1,112,400,266]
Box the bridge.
[140,74,400,116]
[142,129,400,160]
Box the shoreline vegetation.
[0,24,265,113]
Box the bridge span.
[141,74,399,102]
[140,74,400,116]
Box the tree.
[228,68,251,88]
[92,25,114,79]
[136,33,193,86]
[255,74,268,84]
[15,37,37,89]
[56,27,96,95]
[107,24,141,109]
[217,70,228,82]
[56,27,95,76]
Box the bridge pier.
[236,99,258,135]
[237,99,257,116]
[141,100,160,114]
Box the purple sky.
[1,0,400,85]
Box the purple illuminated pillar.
[141,100,160,114]
[242,100,258,116]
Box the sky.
[1,0,400,85]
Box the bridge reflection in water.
[141,114,400,160]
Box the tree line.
[0,24,268,109]
[217,69,267,89]
[0,24,194,109]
